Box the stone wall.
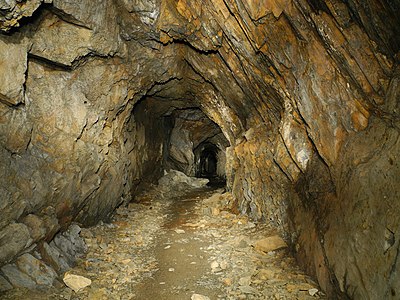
[0,0,399,298]
[157,1,400,298]
[0,0,178,268]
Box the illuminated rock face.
[0,1,399,298]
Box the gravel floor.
[2,172,325,300]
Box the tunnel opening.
[194,141,226,187]
[129,94,229,192]
[199,145,218,178]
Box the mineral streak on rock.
[0,0,399,299]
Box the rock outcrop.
[0,0,398,298]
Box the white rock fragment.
[158,170,208,189]
[239,285,258,294]
[309,288,319,296]
[175,229,185,234]
[247,222,256,228]
[168,268,175,272]
[210,261,219,269]
[191,294,211,300]
[63,273,92,292]
[239,276,251,286]
[220,260,228,270]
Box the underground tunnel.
[0,0,399,299]
[195,143,219,179]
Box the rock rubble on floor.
[0,223,87,294]
[1,171,324,299]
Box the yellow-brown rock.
[0,0,398,298]
[254,235,288,253]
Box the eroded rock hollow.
[0,0,399,298]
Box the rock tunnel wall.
[0,0,399,298]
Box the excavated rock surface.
[0,1,399,298]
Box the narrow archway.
[199,147,217,178]
[194,141,227,187]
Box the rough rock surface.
[0,0,399,298]
[0,274,12,292]
[0,223,31,265]
[0,224,87,291]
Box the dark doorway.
[195,142,221,180]
[200,148,218,177]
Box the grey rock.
[0,223,31,265]
[0,0,17,11]
[0,185,27,229]
[237,239,249,249]
[64,224,87,255]
[40,241,71,273]
[51,236,76,266]
[52,0,107,28]
[1,263,36,289]
[121,0,159,25]
[67,224,81,236]
[0,105,32,154]
[0,274,13,292]
[239,276,251,286]
[51,0,122,56]
[50,224,87,268]
[16,253,57,286]
[41,208,61,241]
[158,170,209,190]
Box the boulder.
[39,241,71,273]
[0,223,31,265]
[1,264,36,289]
[52,224,87,266]
[158,170,209,189]
[253,235,287,253]
[15,253,57,287]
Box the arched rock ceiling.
[0,1,399,299]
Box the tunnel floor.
[3,174,324,300]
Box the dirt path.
[134,189,223,299]
[2,174,325,300]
